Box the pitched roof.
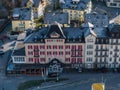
[24,24,85,43]
[44,12,69,24]
[45,24,66,38]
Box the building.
[9,23,85,75]
[21,0,46,18]
[105,0,120,8]
[61,0,92,25]
[85,23,120,69]
[84,12,109,28]
[44,12,70,27]
[8,23,120,75]
[12,8,35,31]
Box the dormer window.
[112,34,114,37]
[50,31,60,38]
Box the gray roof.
[108,24,120,33]
[84,27,108,38]
[12,47,25,56]
[12,8,32,20]
[85,12,109,28]
[24,24,85,43]
[44,12,69,24]
[61,0,90,10]
[21,0,41,7]
[24,24,110,43]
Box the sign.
[92,83,105,90]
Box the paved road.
[39,73,120,90]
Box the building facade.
[61,0,92,25]
[12,8,35,31]
[10,23,85,75]
[8,23,120,75]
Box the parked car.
[0,50,4,55]
[48,72,59,77]
[0,46,4,49]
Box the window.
[34,52,39,57]
[65,45,70,49]
[14,57,25,62]
[59,51,63,55]
[40,58,45,62]
[78,51,82,56]
[47,51,51,55]
[78,45,82,50]
[65,58,70,62]
[34,58,39,63]
[72,45,76,50]
[47,45,51,49]
[28,51,33,55]
[87,45,93,49]
[65,51,70,55]
[59,46,63,49]
[40,51,45,55]
[77,58,82,63]
[71,58,76,63]
[34,45,38,49]
[53,45,57,49]
[72,51,76,56]
[53,51,57,55]
[28,45,32,49]
[87,38,93,42]
[110,3,117,6]
[28,58,33,62]
[87,57,92,62]
[40,45,45,49]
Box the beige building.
[12,8,35,31]
[61,0,92,25]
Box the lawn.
[18,78,69,90]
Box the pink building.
[10,23,85,75]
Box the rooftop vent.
[70,5,77,9]
[34,36,38,42]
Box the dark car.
[0,50,4,55]
[48,73,59,77]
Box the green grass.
[18,78,69,90]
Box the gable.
[46,24,66,39]
[50,31,60,38]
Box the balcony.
[114,49,119,52]
[71,49,82,51]
[34,49,39,52]
[95,49,108,51]
[34,55,39,57]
